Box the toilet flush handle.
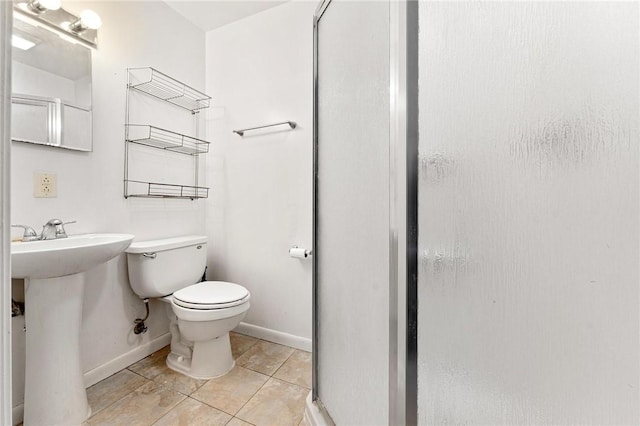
[142,252,157,259]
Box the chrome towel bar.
[233,121,297,136]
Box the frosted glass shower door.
[417,2,639,424]
[314,0,390,423]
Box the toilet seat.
[172,281,250,310]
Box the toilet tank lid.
[126,235,208,254]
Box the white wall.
[11,0,206,413]
[205,0,314,346]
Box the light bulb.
[68,9,102,33]
[79,10,101,30]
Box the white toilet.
[126,235,250,379]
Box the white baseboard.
[234,322,312,352]
[12,333,171,426]
[13,324,309,425]
[304,393,335,426]
[83,333,171,388]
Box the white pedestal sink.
[11,233,134,426]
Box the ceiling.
[164,0,288,32]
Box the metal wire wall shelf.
[127,67,211,113]
[126,124,210,155]
[124,180,209,200]
[124,67,211,200]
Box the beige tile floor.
[83,332,311,426]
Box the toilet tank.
[126,235,208,298]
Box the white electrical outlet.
[34,172,57,198]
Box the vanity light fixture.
[11,34,36,50]
[13,2,101,49]
[67,10,102,33]
[25,0,61,14]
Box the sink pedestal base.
[23,274,91,426]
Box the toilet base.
[166,332,235,380]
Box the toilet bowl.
[165,281,250,378]
[126,236,250,379]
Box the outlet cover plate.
[34,172,57,198]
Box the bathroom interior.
[0,0,638,425]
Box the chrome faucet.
[40,219,75,240]
[11,225,39,242]
[12,219,76,241]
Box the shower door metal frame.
[311,1,331,421]
[311,0,418,423]
[404,0,419,423]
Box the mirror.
[11,12,92,151]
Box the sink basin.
[11,233,135,279]
[11,233,134,425]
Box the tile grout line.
[271,347,297,378]
[231,375,272,422]
[147,393,188,426]
[233,340,278,419]
[89,375,188,424]
[232,339,294,424]
[235,339,292,377]
[90,347,206,424]
[86,371,153,421]
[224,416,257,426]
[191,394,239,418]
[189,338,272,420]
[127,348,208,398]
[269,347,311,390]
[269,375,311,391]
[89,338,306,425]
[148,395,189,426]
[231,376,308,425]
[176,395,244,423]
[190,365,271,419]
